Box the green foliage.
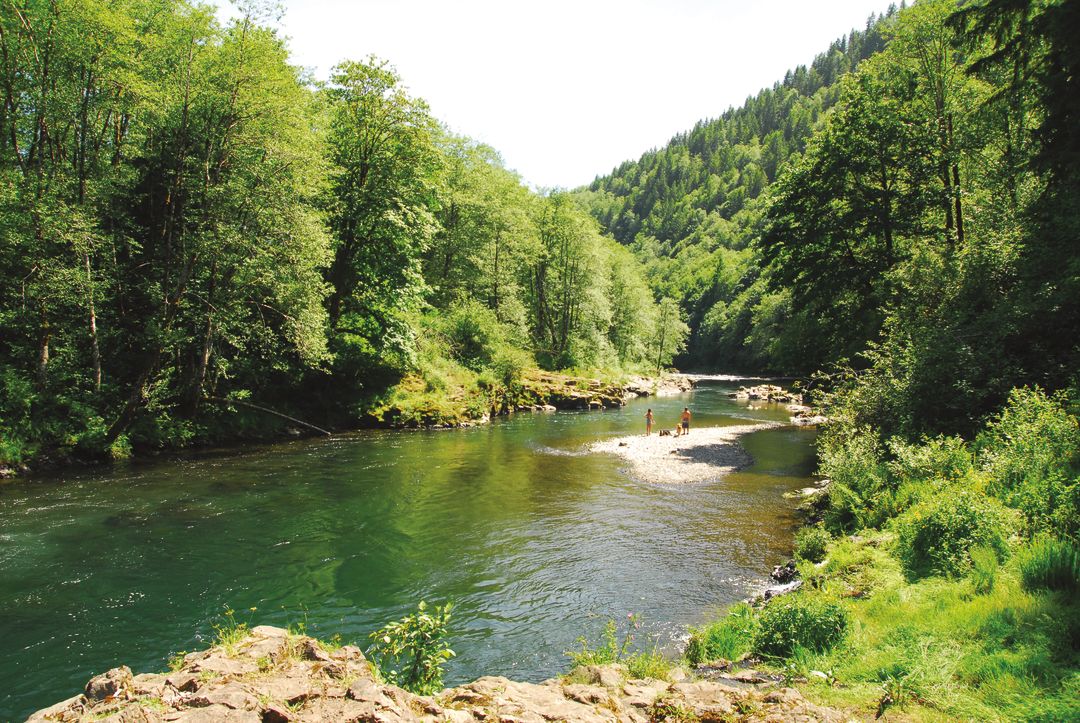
[1018,537,1080,597]
[211,607,257,654]
[684,603,757,665]
[818,426,892,532]
[783,534,1080,721]
[887,434,973,485]
[439,300,512,373]
[0,0,672,467]
[367,601,455,695]
[969,545,999,595]
[977,387,1080,536]
[567,615,673,681]
[579,10,896,372]
[752,597,849,659]
[894,488,1011,579]
[793,526,831,563]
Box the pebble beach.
[591,422,783,485]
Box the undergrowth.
[685,387,1080,721]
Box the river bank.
[0,370,694,480]
[367,369,694,429]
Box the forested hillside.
[0,0,684,468]
[582,0,1079,436]
[597,3,1080,717]
[577,7,896,372]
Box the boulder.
[186,682,259,711]
[164,671,200,693]
[26,694,86,721]
[771,560,798,583]
[298,638,332,663]
[161,704,260,722]
[574,664,627,688]
[86,666,134,702]
[260,703,293,723]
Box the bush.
[794,526,831,563]
[490,345,531,387]
[887,434,973,485]
[977,387,1080,536]
[969,545,999,595]
[439,300,519,374]
[894,488,1011,579]
[752,597,849,658]
[368,601,455,695]
[818,427,892,532]
[685,603,757,665]
[1018,537,1080,596]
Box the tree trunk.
[84,250,102,391]
[37,302,50,385]
[948,115,964,246]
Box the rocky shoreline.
[28,625,844,722]
[390,372,696,429]
[726,384,827,427]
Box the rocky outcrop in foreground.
[29,625,844,722]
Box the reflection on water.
[0,379,816,719]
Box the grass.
[167,651,188,672]
[685,603,756,665]
[1018,536,1080,595]
[211,607,255,655]
[692,530,1080,721]
[566,615,676,682]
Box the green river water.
[0,379,817,720]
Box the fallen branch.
[205,396,332,437]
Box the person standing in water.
[645,408,654,436]
[681,407,691,435]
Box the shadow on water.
[0,377,817,720]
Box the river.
[0,378,817,720]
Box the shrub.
[794,526,831,563]
[1018,537,1080,596]
[977,387,1080,536]
[685,603,757,665]
[439,301,501,370]
[887,434,973,485]
[894,488,1011,579]
[490,345,531,387]
[752,597,849,658]
[818,427,892,532]
[969,545,999,595]
[368,601,455,695]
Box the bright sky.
[216,0,894,189]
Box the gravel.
[590,422,783,485]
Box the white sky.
[215,0,894,189]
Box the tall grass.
[1018,536,1080,596]
[566,615,674,680]
[684,603,757,665]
